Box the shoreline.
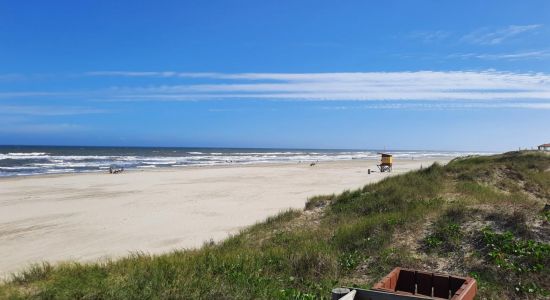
[0,158,451,278]
[0,156,453,181]
[0,159,366,181]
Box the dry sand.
[0,158,450,277]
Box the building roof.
[539,143,550,147]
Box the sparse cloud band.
[460,24,542,45]
[3,71,550,110]
[88,70,550,103]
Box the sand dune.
[0,158,449,277]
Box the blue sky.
[1,0,549,151]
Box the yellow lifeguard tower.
[377,153,393,172]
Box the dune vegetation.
[1,151,549,299]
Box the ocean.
[0,145,491,177]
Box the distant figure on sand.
[109,166,124,174]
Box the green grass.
[1,151,549,299]
[422,205,467,253]
[543,209,550,223]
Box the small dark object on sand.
[109,166,124,174]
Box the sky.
[1,1,549,151]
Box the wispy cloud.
[449,50,550,60]
[0,105,108,116]
[408,30,451,42]
[317,101,550,111]
[461,24,542,45]
[207,108,247,112]
[0,73,25,81]
[94,71,550,102]
[7,71,550,109]
[85,71,222,78]
[0,92,66,99]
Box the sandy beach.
[0,158,450,277]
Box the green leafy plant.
[481,227,549,273]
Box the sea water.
[0,145,492,177]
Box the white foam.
[0,166,41,170]
[0,154,49,160]
[142,161,177,165]
[0,150,496,177]
[45,168,75,173]
[6,152,48,156]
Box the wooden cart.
[332,267,477,300]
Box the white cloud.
[7,70,550,109]
[100,70,550,103]
[318,102,550,111]
[461,24,542,45]
[450,50,550,60]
